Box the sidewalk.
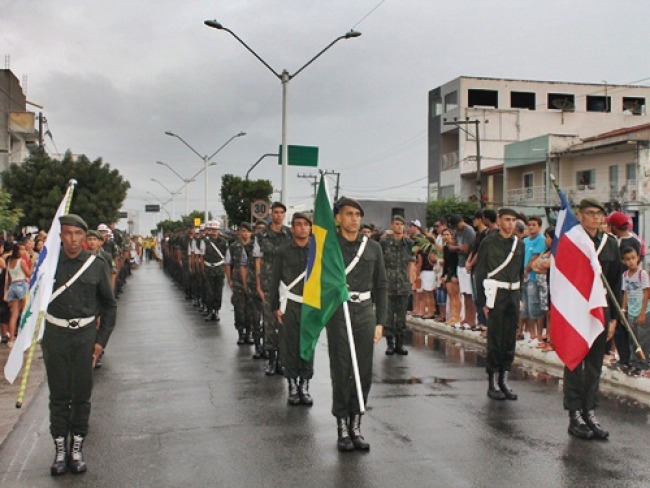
[0,343,46,446]
[407,316,650,404]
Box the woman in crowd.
[530,227,554,352]
[441,228,461,326]
[0,241,9,344]
[3,242,31,346]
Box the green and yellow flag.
[300,177,349,360]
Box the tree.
[1,149,130,230]
[220,174,273,226]
[183,210,211,228]
[0,190,23,232]
[426,197,479,228]
[156,219,186,235]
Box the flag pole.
[549,175,645,361]
[342,301,365,413]
[15,179,77,408]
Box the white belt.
[205,261,224,267]
[493,281,520,291]
[286,291,303,304]
[46,314,96,329]
[348,291,371,303]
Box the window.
[586,95,611,113]
[627,163,636,182]
[391,207,405,220]
[444,91,458,112]
[510,91,536,110]
[440,185,455,199]
[548,93,575,111]
[523,173,534,199]
[576,169,595,190]
[432,96,443,116]
[609,165,619,199]
[623,97,645,115]
[468,89,498,108]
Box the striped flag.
[549,190,607,371]
[5,185,74,383]
[300,177,349,361]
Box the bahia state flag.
[549,190,607,371]
[300,177,349,361]
[5,185,74,383]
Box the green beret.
[239,222,252,232]
[271,201,287,212]
[292,212,312,225]
[498,208,518,218]
[392,215,405,223]
[335,197,364,217]
[360,223,373,230]
[578,198,606,213]
[255,219,268,227]
[59,214,88,231]
[87,230,104,240]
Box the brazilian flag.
[300,177,349,360]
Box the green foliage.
[426,197,479,228]
[220,174,273,226]
[0,190,23,232]
[156,219,186,234]
[182,210,211,228]
[412,235,443,257]
[1,149,130,230]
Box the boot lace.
[54,437,66,462]
[70,435,84,461]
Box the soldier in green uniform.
[249,220,268,357]
[203,221,228,322]
[327,198,387,452]
[44,215,116,476]
[380,215,416,355]
[474,208,525,401]
[254,202,292,375]
[180,227,194,300]
[226,223,252,345]
[269,213,313,405]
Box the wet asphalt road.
[1,261,649,488]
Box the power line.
[351,0,388,29]
[342,176,427,193]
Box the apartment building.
[427,76,650,206]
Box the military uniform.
[226,232,251,344]
[381,232,415,354]
[203,231,228,321]
[475,217,525,400]
[43,215,116,475]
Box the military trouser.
[182,261,191,297]
[262,300,280,352]
[563,331,607,411]
[231,284,249,331]
[280,301,314,379]
[42,322,96,438]
[485,289,520,373]
[326,301,375,418]
[386,294,409,339]
[204,271,225,313]
[249,294,264,341]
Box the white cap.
[97,223,110,232]
[409,219,422,229]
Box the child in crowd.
[621,246,650,376]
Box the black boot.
[385,335,395,355]
[237,329,246,345]
[337,417,354,452]
[275,356,285,375]
[487,372,506,400]
[245,330,255,345]
[350,414,370,450]
[50,436,68,476]
[298,378,313,406]
[287,378,300,405]
[265,351,277,376]
[582,410,609,440]
[498,370,518,400]
[252,340,264,359]
[68,434,87,474]
[214,311,220,322]
[204,310,216,322]
[568,410,595,440]
[394,335,408,355]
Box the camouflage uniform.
[226,239,250,339]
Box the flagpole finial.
[67,179,78,187]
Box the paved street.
[1,261,650,488]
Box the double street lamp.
[156,161,196,215]
[150,178,180,220]
[165,130,246,224]
[204,19,361,211]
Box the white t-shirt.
[622,268,650,317]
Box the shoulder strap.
[286,271,306,291]
[49,255,97,303]
[208,239,225,260]
[346,236,369,275]
[487,236,518,279]
[596,234,608,256]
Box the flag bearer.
[328,198,387,452]
[44,215,116,476]
[269,213,313,405]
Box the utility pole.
[297,173,319,201]
[443,118,484,208]
[321,170,341,201]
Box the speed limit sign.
[251,199,270,219]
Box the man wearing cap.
[328,197,387,451]
[226,223,253,345]
[475,208,525,401]
[269,213,314,405]
[560,198,622,440]
[381,215,416,355]
[249,220,268,357]
[448,214,477,328]
[203,221,228,322]
[44,215,116,476]
[254,202,292,375]
[98,224,120,292]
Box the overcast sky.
[2,0,649,232]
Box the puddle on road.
[379,376,456,385]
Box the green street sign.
[277,145,319,167]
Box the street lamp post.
[245,153,279,181]
[165,130,246,224]
[151,178,179,220]
[156,161,196,215]
[204,19,361,212]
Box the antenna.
[552,98,575,124]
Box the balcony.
[506,181,639,206]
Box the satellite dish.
[552,98,575,112]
